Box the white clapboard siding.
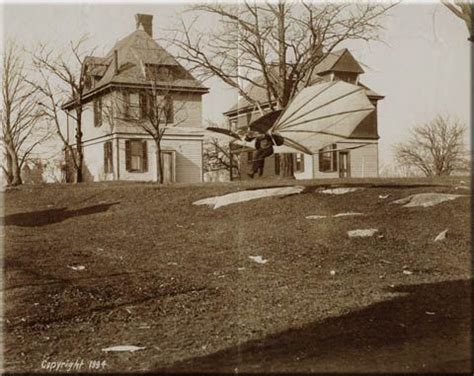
[311,141,378,179]
[160,138,203,183]
[115,137,203,183]
[339,142,378,178]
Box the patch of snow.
[434,229,448,242]
[379,194,390,199]
[193,186,304,209]
[402,270,413,275]
[306,212,363,219]
[334,212,364,217]
[454,185,469,191]
[320,187,363,195]
[67,265,85,271]
[330,270,336,276]
[102,345,146,353]
[392,193,465,208]
[248,255,268,264]
[347,228,378,238]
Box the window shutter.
[274,154,280,175]
[139,92,147,119]
[103,143,108,173]
[142,140,148,172]
[318,150,324,171]
[125,140,131,171]
[123,92,130,118]
[94,100,98,127]
[103,142,113,174]
[94,98,103,127]
[98,98,102,126]
[332,144,337,172]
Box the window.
[294,153,305,173]
[138,91,173,123]
[93,98,102,127]
[125,140,148,172]
[104,142,113,174]
[319,144,337,172]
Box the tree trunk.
[4,142,22,186]
[75,109,84,183]
[155,140,163,184]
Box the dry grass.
[2,176,471,372]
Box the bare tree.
[1,42,47,186]
[202,122,240,177]
[31,36,94,183]
[442,1,473,41]
[104,75,188,184]
[171,1,394,176]
[394,115,468,177]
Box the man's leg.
[258,160,265,176]
[248,152,259,178]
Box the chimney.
[135,14,153,37]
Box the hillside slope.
[2,177,471,372]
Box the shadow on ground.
[160,279,472,373]
[3,202,119,227]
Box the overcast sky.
[2,1,471,167]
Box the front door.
[339,151,350,178]
[162,151,174,184]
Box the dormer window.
[333,72,359,84]
[145,64,173,81]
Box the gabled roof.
[313,48,364,75]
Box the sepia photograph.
[1,0,471,373]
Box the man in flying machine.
[244,132,275,178]
[205,80,375,179]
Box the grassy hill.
[2,177,471,372]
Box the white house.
[63,14,208,183]
[223,49,384,180]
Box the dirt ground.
[2,177,471,373]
